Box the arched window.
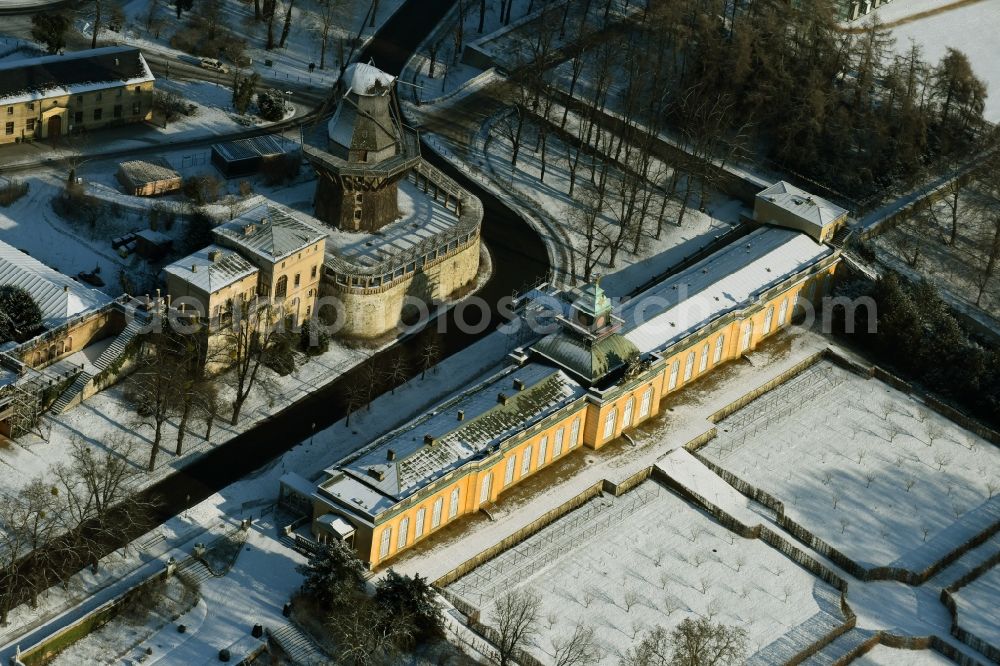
[570,418,581,449]
[397,517,409,550]
[604,408,617,440]
[431,497,443,528]
[379,526,392,558]
[763,305,774,334]
[699,342,710,372]
[639,386,653,418]
[684,351,695,381]
[622,397,635,428]
[554,429,564,456]
[448,487,460,519]
[415,508,426,538]
[740,321,753,352]
[668,360,680,390]
[504,455,516,485]
[537,436,548,466]
[480,474,493,504]
[714,334,725,363]
[521,445,533,476]
[274,275,288,298]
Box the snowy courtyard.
[700,360,1000,573]
[447,481,841,664]
[951,563,1000,654]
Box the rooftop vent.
[191,264,198,273]
[243,223,256,236]
[513,378,525,391]
[367,467,385,481]
[424,434,435,445]
[386,449,396,461]
[207,250,222,263]
[498,392,510,405]
[457,410,465,421]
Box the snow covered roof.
[756,181,847,231]
[318,363,584,518]
[214,202,326,264]
[0,46,154,106]
[624,227,833,355]
[163,245,258,294]
[211,134,290,163]
[117,157,179,187]
[0,239,110,328]
[342,62,395,96]
[533,329,638,385]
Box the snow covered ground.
[854,644,955,665]
[701,360,1000,573]
[952,563,1000,654]
[862,0,1000,122]
[448,480,838,664]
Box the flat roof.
[211,134,291,163]
[0,46,154,106]
[318,362,584,518]
[214,202,326,264]
[624,227,833,355]
[163,245,257,294]
[757,181,848,230]
[324,178,461,268]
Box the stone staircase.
[49,318,144,414]
[268,622,332,666]
[175,557,215,586]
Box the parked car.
[199,58,230,74]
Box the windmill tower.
[306,62,421,232]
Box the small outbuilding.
[116,157,182,196]
[133,229,173,260]
[211,134,296,179]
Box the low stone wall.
[939,549,1000,664]
[705,352,827,424]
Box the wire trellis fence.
[447,483,663,608]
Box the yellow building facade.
[307,187,844,568]
[0,47,154,145]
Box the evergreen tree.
[31,13,71,54]
[0,285,43,343]
[297,539,365,611]
[374,570,443,646]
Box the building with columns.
[304,182,845,567]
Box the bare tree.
[551,622,602,666]
[623,619,747,666]
[492,589,541,666]
[312,0,340,70]
[219,298,283,425]
[385,355,409,394]
[125,333,184,471]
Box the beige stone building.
[213,202,328,327]
[755,180,848,244]
[0,46,155,145]
[163,245,260,328]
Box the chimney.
[424,434,435,446]
[512,378,524,391]
[498,392,509,405]
[457,410,465,421]
[208,250,222,263]
[191,264,197,273]
[386,449,396,461]
[367,467,385,481]
[243,223,256,236]
[63,285,69,292]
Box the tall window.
[740,321,753,352]
[570,418,581,449]
[449,488,460,519]
[379,527,392,558]
[275,275,288,298]
[480,474,492,504]
[699,342,710,372]
[93,108,103,121]
[604,408,617,440]
[684,351,695,381]
[538,436,548,466]
[431,497,443,528]
[504,455,516,485]
[294,273,301,288]
[778,298,789,326]
[763,306,774,334]
[668,360,680,390]
[554,428,564,456]
[639,387,653,418]
[714,334,725,363]
[397,517,409,550]
[622,397,635,428]
[521,446,533,476]
[311,265,318,279]
[415,508,426,538]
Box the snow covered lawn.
[854,644,956,665]
[865,0,1000,122]
[700,360,1000,573]
[447,480,838,664]
[952,563,1000,654]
